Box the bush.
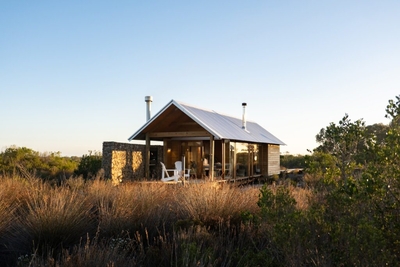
[0,146,78,181]
[74,151,102,179]
[280,154,306,169]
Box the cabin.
[126,98,285,182]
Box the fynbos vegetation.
[0,95,399,266]
[0,148,102,182]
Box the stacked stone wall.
[102,142,163,184]
[268,144,281,176]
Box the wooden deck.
[138,174,262,186]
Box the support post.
[221,140,226,179]
[145,133,150,179]
[210,135,214,181]
[182,154,186,186]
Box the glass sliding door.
[224,141,234,178]
[235,142,249,177]
[184,141,202,178]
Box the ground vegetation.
[0,96,399,266]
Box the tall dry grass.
[174,183,260,228]
[86,179,177,238]
[0,174,321,266]
[0,175,45,261]
[20,187,95,252]
[25,234,141,267]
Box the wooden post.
[248,148,251,177]
[182,154,186,186]
[233,142,236,180]
[221,140,226,179]
[145,133,150,179]
[210,135,214,181]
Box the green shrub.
[74,151,102,179]
[0,146,78,181]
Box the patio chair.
[160,162,180,182]
[175,161,190,181]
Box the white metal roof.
[128,99,285,145]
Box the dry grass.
[19,186,95,255]
[289,186,313,210]
[0,171,395,266]
[26,234,140,267]
[0,174,324,266]
[86,180,175,237]
[174,183,260,228]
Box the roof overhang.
[128,99,285,146]
[128,100,221,141]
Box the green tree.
[280,154,306,169]
[0,146,78,180]
[0,146,43,176]
[386,95,400,127]
[327,95,400,261]
[304,151,339,188]
[40,151,78,179]
[367,95,400,184]
[315,114,372,181]
[299,96,400,264]
[366,123,389,146]
[74,151,102,179]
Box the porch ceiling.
[135,105,210,140]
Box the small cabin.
[126,98,285,182]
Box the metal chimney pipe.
[242,102,247,130]
[145,96,153,121]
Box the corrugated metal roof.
[128,99,285,145]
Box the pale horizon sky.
[1,1,400,156]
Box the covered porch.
[161,138,272,182]
[128,99,284,182]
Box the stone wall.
[102,142,163,184]
[268,144,281,176]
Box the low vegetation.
[0,95,399,266]
[0,170,398,266]
[0,147,102,182]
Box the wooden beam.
[145,133,150,179]
[221,141,225,178]
[149,131,209,138]
[169,121,198,127]
[210,135,214,181]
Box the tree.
[315,114,372,181]
[0,146,78,180]
[369,95,400,184]
[366,123,389,146]
[304,151,339,187]
[280,154,306,169]
[74,151,102,179]
[386,95,400,128]
[0,146,43,176]
[353,95,400,258]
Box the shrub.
[0,146,78,181]
[74,151,102,179]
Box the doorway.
[182,141,202,178]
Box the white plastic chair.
[160,162,180,182]
[175,161,190,180]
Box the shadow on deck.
[138,174,263,186]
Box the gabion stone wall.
[102,141,163,184]
[268,144,281,176]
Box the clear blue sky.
[1,1,399,156]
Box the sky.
[1,1,400,156]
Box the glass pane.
[235,142,248,177]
